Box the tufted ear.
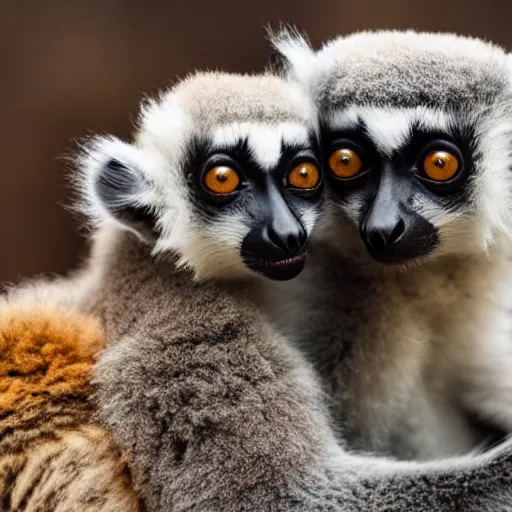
[267,25,317,85]
[77,136,161,242]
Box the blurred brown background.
[1,0,511,282]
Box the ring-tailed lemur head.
[78,71,322,280]
[273,29,512,265]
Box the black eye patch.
[322,117,477,211]
[180,133,322,226]
[403,124,476,203]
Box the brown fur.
[0,306,140,511]
[0,307,103,412]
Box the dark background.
[1,0,511,282]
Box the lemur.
[271,28,512,462]
[3,69,512,511]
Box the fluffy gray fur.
[6,69,512,511]
[90,228,512,511]
[269,28,512,463]
[271,29,511,110]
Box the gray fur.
[166,71,315,128]
[91,227,512,511]
[272,29,512,110]
[265,231,512,459]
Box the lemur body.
[88,223,512,512]
[265,237,512,459]
[4,69,512,511]
[270,29,512,460]
[70,70,512,511]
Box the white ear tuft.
[267,25,317,86]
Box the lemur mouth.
[246,252,307,281]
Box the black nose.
[240,219,308,281]
[360,208,440,264]
[358,163,440,263]
[364,217,405,252]
[266,218,307,254]
[240,176,309,280]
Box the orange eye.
[422,151,459,182]
[329,148,363,178]
[288,162,320,189]
[204,166,240,194]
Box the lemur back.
[0,299,140,511]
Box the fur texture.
[272,29,511,110]
[78,70,512,510]
[270,28,512,463]
[265,238,512,458]
[91,227,512,511]
[0,305,140,511]
[5,68,512,511]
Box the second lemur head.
[77,71,322,281]
[273,29,512,265]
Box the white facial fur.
[211,122,310,171]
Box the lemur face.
[79,72,322,281]
[321,107,475,264]
[274,30,512,265]
[183,130,322,280]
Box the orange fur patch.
[0,306,105,413]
